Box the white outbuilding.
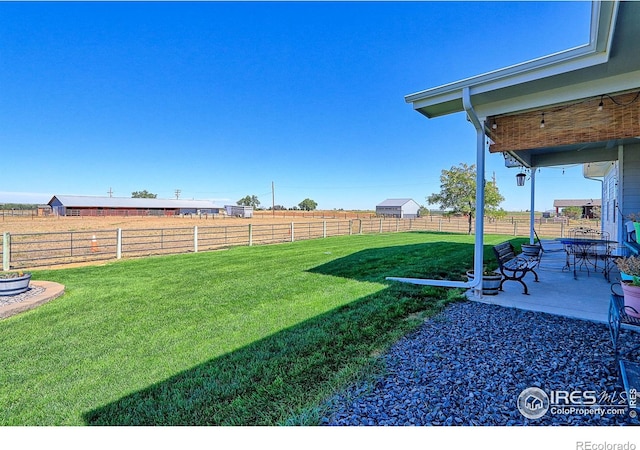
[375,199,421,219]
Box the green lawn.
[0,232,513,425]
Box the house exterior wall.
[622,143,640,225]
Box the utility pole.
[107,187,113,198]
[175,189,181,200]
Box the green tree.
[298,198,318,211]
[237,195,260,208]
[427,163,505,234]
[562,206,583,220]
[131,190,157,198]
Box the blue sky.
[0,1,599,211]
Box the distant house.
[376,199,420,219]
[48,195,221,217]
[553,199,601,219]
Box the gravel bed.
[0,286,45,308]
[322,301,640,426]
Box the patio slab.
[470,240,616,324]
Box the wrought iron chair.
[564,227,605,278]
[586,230,611,272]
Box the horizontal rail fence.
[120,228,195,258]
[2,217,586,270]
[6,230,117,269]
[1,209,44,219]
[196,225,251,251]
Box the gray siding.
[622,143,640,219]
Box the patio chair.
[562,228,584,270]
[626,221,636,243]
[587,230,612,272]
[564,227,603,278]
[623,221,640,256]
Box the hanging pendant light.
[516,171,527,186]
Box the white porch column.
[530,168,536,244]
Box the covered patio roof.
[404,0,640,168]
[391,0,640,298]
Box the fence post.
[379,219,383,233]
[349,220,353,236]
[248,223,253,246]
[194,226,198,253]
[116,228,122,259]
[3,232,10,271]
[439,218,442,232]
[358,220,363,235]
[514,222,518,236]
[323,221,327,238]
[291,222,295,242]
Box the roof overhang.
[404,1,640,169]
[405,1,620,119]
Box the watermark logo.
[517,386,637,419]
[517,387,549,419]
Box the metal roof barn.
[376,199,420,219]
[48,195,221,217]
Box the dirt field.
[0,211,381,270]
[0,211,372,235]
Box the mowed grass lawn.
[0,232,513,425]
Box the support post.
[3,232,10,271]
[291,222,295,242]
[116,228,122,259]
[194,226,198,253]
[248,223,253,246]
[464,87,485,298]
[530,167,536,244]
[323,221,327,238]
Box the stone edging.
[0,281,65,319]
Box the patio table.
[556,237,618,280]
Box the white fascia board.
[406,43,595,102]
[407,45,610,117]
[405,1,618,116]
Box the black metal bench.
[608,291,640,413]
[493,241,540,295]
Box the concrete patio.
[472,240,620,324]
